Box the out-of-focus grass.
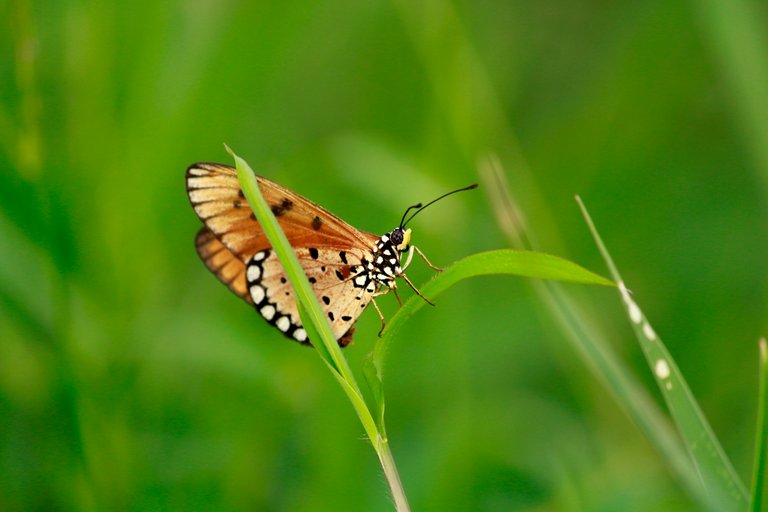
[579,196,748,511]
[2,0,767,510]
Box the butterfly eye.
[390,229,404,246]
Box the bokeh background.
[2,1,768,510]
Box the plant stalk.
[378,435,410,512]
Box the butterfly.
[186,162,476,347]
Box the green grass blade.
[363,352,386,433]
[371,249,613,376]
[751,338,768,512]
[229,149,410,511]
[230,148,348,373]
[296,300,380,443]
[577,196,748,511]
[230,147,369,418]
[480,156,720,510]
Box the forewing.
[186,162,379,261]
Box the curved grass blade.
[751,338,768,512]
[368,249,613,381]
[577,196,748,511]
[229,148,410,511]
[480,155,718,509]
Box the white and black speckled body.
[350,227,409,294]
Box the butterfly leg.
[414,246,442,271]
[400,273,435,306]
[393,287,403,306]
[370,297,387,336]
[401,246,415,271]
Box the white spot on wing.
[276,316,290,332]
[254,252,267,261]
[355,275,367,286]
[260,305,275,321]
[247,265,261,281]
[250,285,265,304]
[294,328,307,342]
[186,177,207,188]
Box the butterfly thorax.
[350,227,411,293]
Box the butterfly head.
[389,226,411,251]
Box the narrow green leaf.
[751,338,768,512]
[296,300,380,443]
[372,249,613,374]
[230,148,343,373]
[229,149,409,511]
[363,352,386,433]
[480,155,714,509]
[577,196,748,511]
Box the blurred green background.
[3,1,768,510]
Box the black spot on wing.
[312,216,323,230]
[309,248,319,259]
[339,251,348,264]
[271,198,294,217]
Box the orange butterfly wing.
[194,227,252,304]
[186,163,380,346]
[187,163,378,256]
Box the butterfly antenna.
[402,183,478,227]
[399,203,423,228]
